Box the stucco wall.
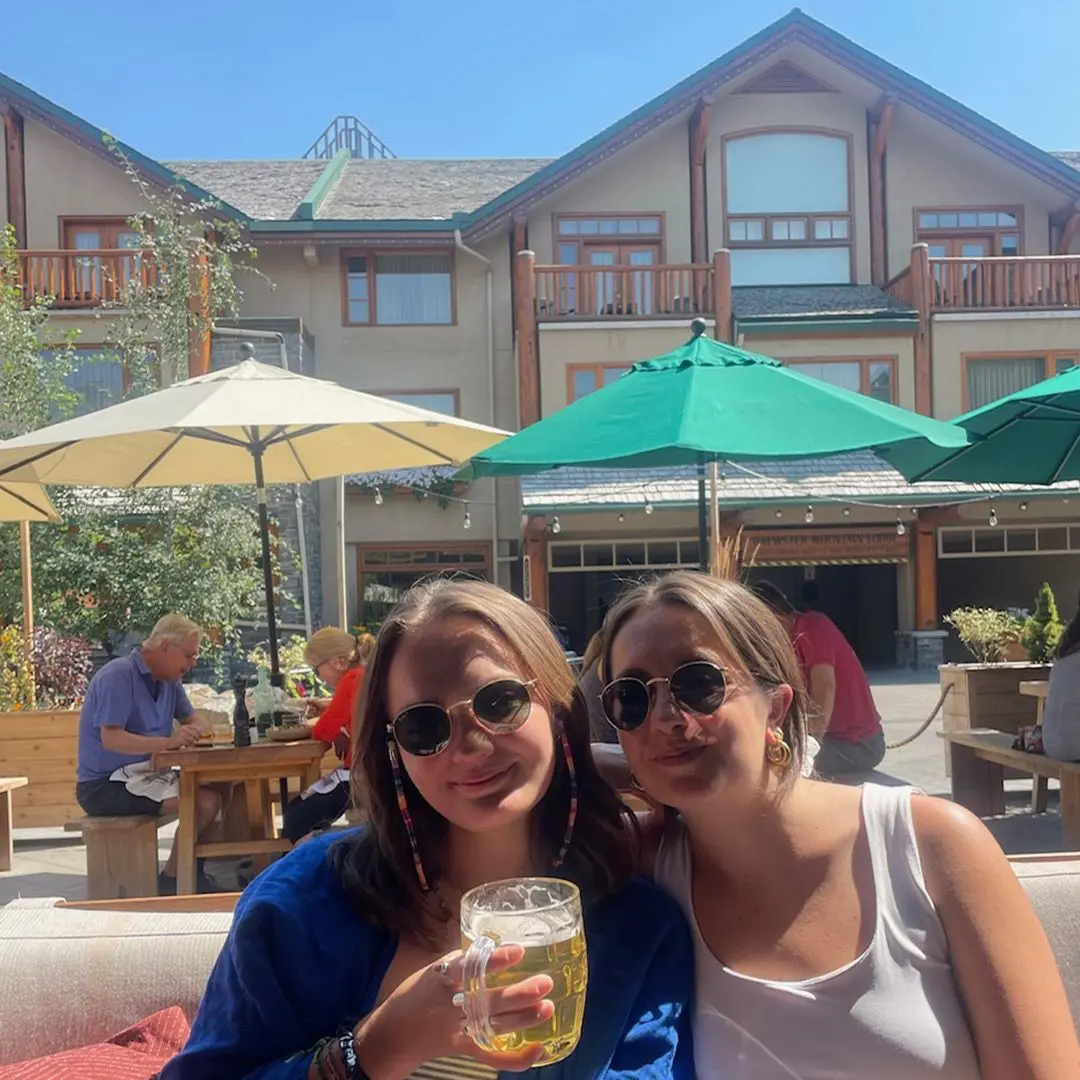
[931,313,1080,418]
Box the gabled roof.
[463,8,1080,238]
[0,71,250,222]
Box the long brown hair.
[601,571,811,784]
[331,578,638,941]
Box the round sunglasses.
[601,660,729,732]
[389,678,536,757]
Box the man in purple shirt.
[76,613,223,894]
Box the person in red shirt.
[752,581,885,778]
[281,628,375,842]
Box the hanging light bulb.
[1019,501,1029,512]
[774,509,783,519]
[804,505,814,524]
[617,512,626,524]
[842,506,851,517]
[463,504,472,530]
[373,486,384,507]
[988,505,998,527]
[644,495,654,515]
[550,515,562,535]
[896,515,906,536]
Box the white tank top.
[653,783,982,1079]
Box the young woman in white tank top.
[595,571,1078,1079]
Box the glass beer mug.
[459,877,587,1067]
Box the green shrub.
[1021,583,1064,662]
[945,607,1023,664]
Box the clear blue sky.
[5,0,1080,161]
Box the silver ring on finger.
[451,991,465,1011]
[437,958,452,977]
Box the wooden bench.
[64,813,178,900]
[0,777,29,871]
[945,728,1080,847]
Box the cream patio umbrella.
[0,360,508,680]
[0,483,60,676]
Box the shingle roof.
[317,158,551,220]
[1051,151,1080,172]
[733,286,916,320]
[519,453,1080,511]
[166,160,327,220]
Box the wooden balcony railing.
[928,254,1080,312]
[533,263,714,321]
[885,265,913,308]
[15,249,158,308]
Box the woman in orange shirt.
[282,628,375,843]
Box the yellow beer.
[460,878,587,1067]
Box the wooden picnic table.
[155,740,328,895]
[0,776,29,871]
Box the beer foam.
[467,913,578,945]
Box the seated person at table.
[281,628,374,843]
[75,613,221,895]
[1043,606,1080,761]
[163,580,692,1079]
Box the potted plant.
[939,607,1051,769]
[1021,583,1064,663]
[0,626,92,828]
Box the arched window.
[723,131,852,286]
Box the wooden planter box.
[939,662,1050,777]
[0,710,81,828]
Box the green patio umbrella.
[462,320,972,569]
[891,365,1080,485]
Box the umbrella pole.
[709,461,721,577]
[251,444,282,687]
[696,459,708,572]
[19,521,35,706]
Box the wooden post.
[712,249,732,343]
[514,249,540,427]
[522,517,549,611]
[867,96,894,287]
[188,249,211,377]
[689,96,713,265]
[910,242,933,415]
[1057,210,1080,254]
[913,519,938,629]
[2,107,27,248]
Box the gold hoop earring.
[764,727,792,768]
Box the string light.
[373,487,384,506]
[774,509,783,519]
[896,514,906,536]
[644,495,654,515]
[550,516,562,535]
[804,505,814,524]
[988,505,998,527]
[617,512,626,523]
[842,506,851,517]
[462,504,472,530]
[1019,501,1029,511]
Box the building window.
[61,218,141,250]
[568,364,630,401]
[41,347,127,418]
[787,358,895,403]
[723,131,852,286]
[383,390,459,416]
[916,208,1021,258]
[964,352,1077,410]
[939,522,1080,558]
[343,252,453,326]
[350,545,489,626]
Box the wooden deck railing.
[15,249,158,308]
[885,265,913,307]
[533,263,714,320]
[927,254,1080,312]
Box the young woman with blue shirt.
[163,580,693,1080]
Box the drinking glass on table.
[460,877,586,1067]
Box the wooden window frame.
[45,343,163,410]
[59,216,139,249]
[960,351,1078,411]
[784,356,898,403]
[339,248,457,328]
[355,542,491,619]
[552,213,667,263]
[914,206,1023,255]
[720,128,856,281]
[566,363,631,402]
[380,388,461,416]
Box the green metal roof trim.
[0,72,251,223]
[462,8,1080,236]
[296,148,351,220]
[248,217,465,234]
[736,315,918,335]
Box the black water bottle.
[232,675,251,748]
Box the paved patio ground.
[0,670,1066,905]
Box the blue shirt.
[162,831,695,1080]
[76,650,194,782]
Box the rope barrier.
[885,682,953,750]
